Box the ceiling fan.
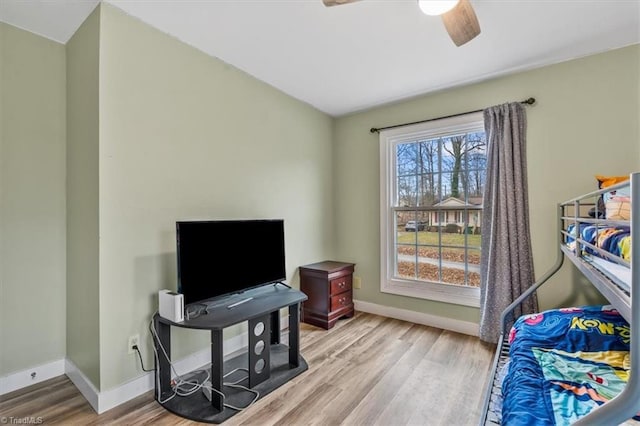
[322,0,481,47]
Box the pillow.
[595,175,631,220]
[596,175,629,189]
[605,196,631,220]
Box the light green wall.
[0,23,67,375]
[2,2,638,396]
[66,7,101,387]
[334,45,640,324]
[97,4,334,390]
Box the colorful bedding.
[502,305,635,425]
[566,223,631,261]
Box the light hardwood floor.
[0,312,495,425]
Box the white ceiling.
[1,0,639,116]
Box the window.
[379,112,486,307]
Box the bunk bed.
[480,172,640,425]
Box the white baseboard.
[0,358,66,395]
[65,359,100,412]
[65,316,286,414]
[353,299,479,336]
[97,367,154,414]
[0,330,250,412]
[1,316,286,413]
[64,329,249,414]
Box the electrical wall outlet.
[128,334,140,354]
[353,276,362,289]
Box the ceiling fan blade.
[441,0,481,46]
[322,0,360,6]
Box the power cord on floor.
[149,314,260,410]
[133,345,155,372]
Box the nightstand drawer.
[330,291,352,312]
[330,275,352,295]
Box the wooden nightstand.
[299,261,355,330]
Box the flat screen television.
[176,219,286,306]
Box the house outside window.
[379,112,486,307]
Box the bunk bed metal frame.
[479,172,640,425]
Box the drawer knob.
[339,282,345,288]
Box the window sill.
[381,277,480,308]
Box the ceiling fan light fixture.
[417,0,460,16]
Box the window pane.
[440,265,467,285]
[417,179,438,207]
[441,134,466,174]
[466,132,487,158]
[397,211,416,245]
[440,172,456,201]
[397,210,418,278]
[415,238,442,283]
[468,248,481,268]
[468,248,481,287]
[437,247,481,286]
[417,211,430,231]
[466,214,482,245]
[397,176,417,207]
[463,136,487,200]
[397,258,418,281]
[417,140,438,171]
[396,143,417,176]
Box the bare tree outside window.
[442,133,485,199]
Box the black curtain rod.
[369,97,536,134]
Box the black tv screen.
[176,219,286,306]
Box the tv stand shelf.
[153,285,308,423]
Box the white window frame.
[379,112,484,308]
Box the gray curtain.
[479,102,537,343]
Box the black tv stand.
[153,285,308,423]
[274,281,292,289]
[226,297,253,309]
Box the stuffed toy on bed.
[589,175,630,220]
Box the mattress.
[586,255,631,292]
[501,305,635,425]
